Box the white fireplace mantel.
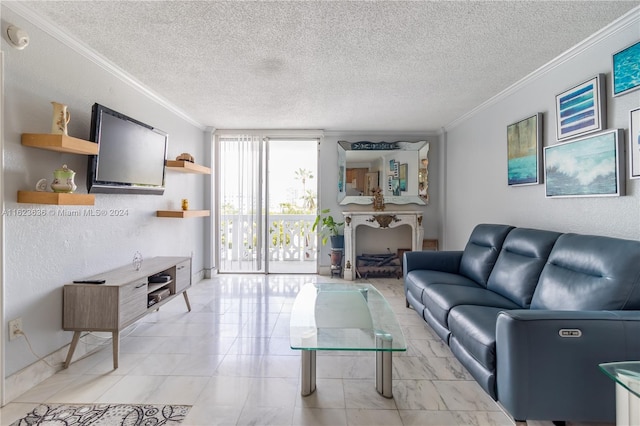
[342,210,424,281]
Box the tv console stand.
[62,256,192,369]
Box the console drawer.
[120,279,147,301]
[119,280,147,326]
[175,259,191,293]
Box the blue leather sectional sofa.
[403,224,640,424]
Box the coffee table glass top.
[290,283,406,351]
[599,361,640,398]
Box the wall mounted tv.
[87,103,168,195]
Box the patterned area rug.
[10,403,191,425]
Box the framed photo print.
[555,74,606,141]
[544,129,625,198]
[630,107,640,179]
[612,40,640,97]
[507,113,543,186]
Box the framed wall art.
[630,107,640,179]
[544,129,625,198]
[612,40,640,97]
[399,163,408,191]
[388,159,399,180]
[388,177,400,195]
[507,113,543,186]
[555,74,606,141]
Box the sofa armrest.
[403,250,463,276]
[496,309,640,422]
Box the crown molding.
[3,1,206,130]
[444,5,640,132]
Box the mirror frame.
[337,140,429,206]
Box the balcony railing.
[220,214,318,264]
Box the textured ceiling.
[15,1,640,131]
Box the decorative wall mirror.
[337,140,429,205]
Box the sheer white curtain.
[217,134,265,272]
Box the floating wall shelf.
[156,210,210,218]
[17,191,95,206]
[165,160,211,174]
[21,133,98,155]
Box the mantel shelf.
[156,210,210,218]
[165,160,211,174]
[17,191,95,205]
[21,133,98,155]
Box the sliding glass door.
[217,134,318,273]
[266,139,318,273]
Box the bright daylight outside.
[218,138,319,273]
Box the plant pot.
[329,249,343,267]
[330,235,344,249]
[329,248,343,278]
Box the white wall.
[320,132,440,264]
[442,12,640,249]
[2,6,209,376]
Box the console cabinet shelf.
[21,133,98,155]
[165,160,211,174]
[62,256,192,369]
[17,191,95,205]
[156,210,210,218]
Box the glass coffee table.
[290,283,406,398]
[599,361,640,425]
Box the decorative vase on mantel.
[372,187,385,211]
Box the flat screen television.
[87,103,168,195]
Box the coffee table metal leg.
[375,332,393,398]
[301,349,316,396]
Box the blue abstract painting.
[544,130,623,198]
[555,75,605,141]
[507,113,542,186]
[613,40,640,97]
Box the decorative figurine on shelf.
[372,187,385,211]
[176,153,195,163]
[50,164,77,193]
[51,101,70,135]
[181,198,189,210]
[35,178,48,192]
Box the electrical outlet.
[8,318,22,341]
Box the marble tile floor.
[0,275,612,426]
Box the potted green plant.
[312,208,344,249]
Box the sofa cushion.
[407,270,481,290]
[448,305,505,372]
[423,307,453,343]
[459,224,514,287]
[487,228,561,308]
[423,284,518,329]
[405,270,481,308]
[531,234,640,310]
[449,335,497,400]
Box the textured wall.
[442,14,640,249]
[2,7,208,376]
